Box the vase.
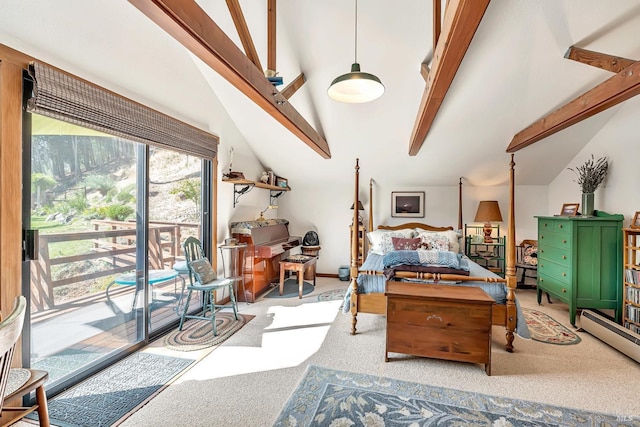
[582,192,594,216]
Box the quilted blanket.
[383,250,468,270]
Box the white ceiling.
[1,0,639,187]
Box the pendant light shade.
[328,0,384,103]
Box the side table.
[300,245,321,280]
[219,243,248,304]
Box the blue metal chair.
[179,237,238,335]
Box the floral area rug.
[522,307,582,345]
[163,312,253,351]
[274,365,635,427]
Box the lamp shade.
[350,201,365,211]
[328,63,385,103]
[474,201,503,223]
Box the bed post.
[458,177,463,231]
[369,178,374,233]
[350,159,360,335]
[505,154,517,352]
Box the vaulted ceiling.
[1,0,639,187]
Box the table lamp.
[474,201,502,243]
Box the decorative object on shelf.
[327,0,384,103]
[473,201,502,243]
[391,191,424,218]
[560,203,579,217]
[568,154,608,216]
[631,211,640,229]
[275,176,288,188]
[222,146,245,180]
[350,200,365,224]
[259,171,269,184]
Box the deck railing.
[30,220,200,312]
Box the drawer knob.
[562,255,566,259]
[540,278,544,282]
[562,272,567,277]
[562,240,567,244]
[541,235,544,239]
[562,288,567,293]
[540,263,544,267]
[559,224,563,228]
[541,249,544,253]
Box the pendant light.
[328,0,384,103]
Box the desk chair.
[0,296,50,426]
[179,237,238,336]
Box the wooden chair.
[179,237,237,335]
[0,296,50,427]
[516,239,551,302]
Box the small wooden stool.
[279,255,317,298]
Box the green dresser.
[535,212,623,326]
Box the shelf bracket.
[233,184,254,207]
[270,190,284,205]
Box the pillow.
[391,237,421,251]
[415,230,461,254]
[367,229,415,255]
[523,245,538,266]
[189,258,217,284]
[418,233,450,251]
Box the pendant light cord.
[354,0,358,63]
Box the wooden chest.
[385,282,494,375]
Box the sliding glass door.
[24,114,209,393]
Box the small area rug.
[164,312,253,351]
[274,365,634,426]
[523,307,582,345]
[44,352,193,427]
[263,278,314,299]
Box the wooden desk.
[385,282,494,375]
[279,255,317,299]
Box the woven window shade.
[26,62,218,159]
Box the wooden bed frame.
[348,157,519,352]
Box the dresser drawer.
[538,219,570,235]
[538,272,570,299]
[538,230,571,250]
[538,244,571,267]
[387,298,492,333]
[538,260,571,284]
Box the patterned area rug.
[523,307,582,345]
[163,312,253,351]
[43,352,193,427]
[274,365,636,426]
[316,288,346,303]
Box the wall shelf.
[222,178,291,207]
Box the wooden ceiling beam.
[226,0,262,71]
[420,63,430,83]
[565,46,635,74]
[408,0,490,156]
[281,73,305,99]
[507,60,640,153]
[433,0,441,53]
[129,0,330,158]
[267,0,276,73]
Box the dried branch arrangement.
[568,154,608,193]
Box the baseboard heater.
[580,310,640,363]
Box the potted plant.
[568,154,608,216]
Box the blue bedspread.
[342,252,531,339]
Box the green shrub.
[99,204,134,221]
[169,178,200,209]
[84,174,116,196]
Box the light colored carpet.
[58,278,640,426]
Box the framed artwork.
[631,211,640,229]
[391,191,425,218]
[275,176,288,188]
[560,203,579,217]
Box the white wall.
[548,96,640,226]
[277,181,546,275]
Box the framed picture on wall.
[391,191,425,218]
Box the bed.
[343,157,530,352]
